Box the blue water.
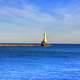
[0,44,80,80]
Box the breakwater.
[0,43,41,46]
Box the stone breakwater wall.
[0,43,41,46]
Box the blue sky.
[0,0,80,43]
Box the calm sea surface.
[0,44,80,80]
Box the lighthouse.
[41,32,48,46]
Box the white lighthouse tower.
[43,32,47,43]
[41,32,48,46]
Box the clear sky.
[0,0,80,43]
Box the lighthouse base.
[41,42,48,46]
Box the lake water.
[0,44,80,80]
